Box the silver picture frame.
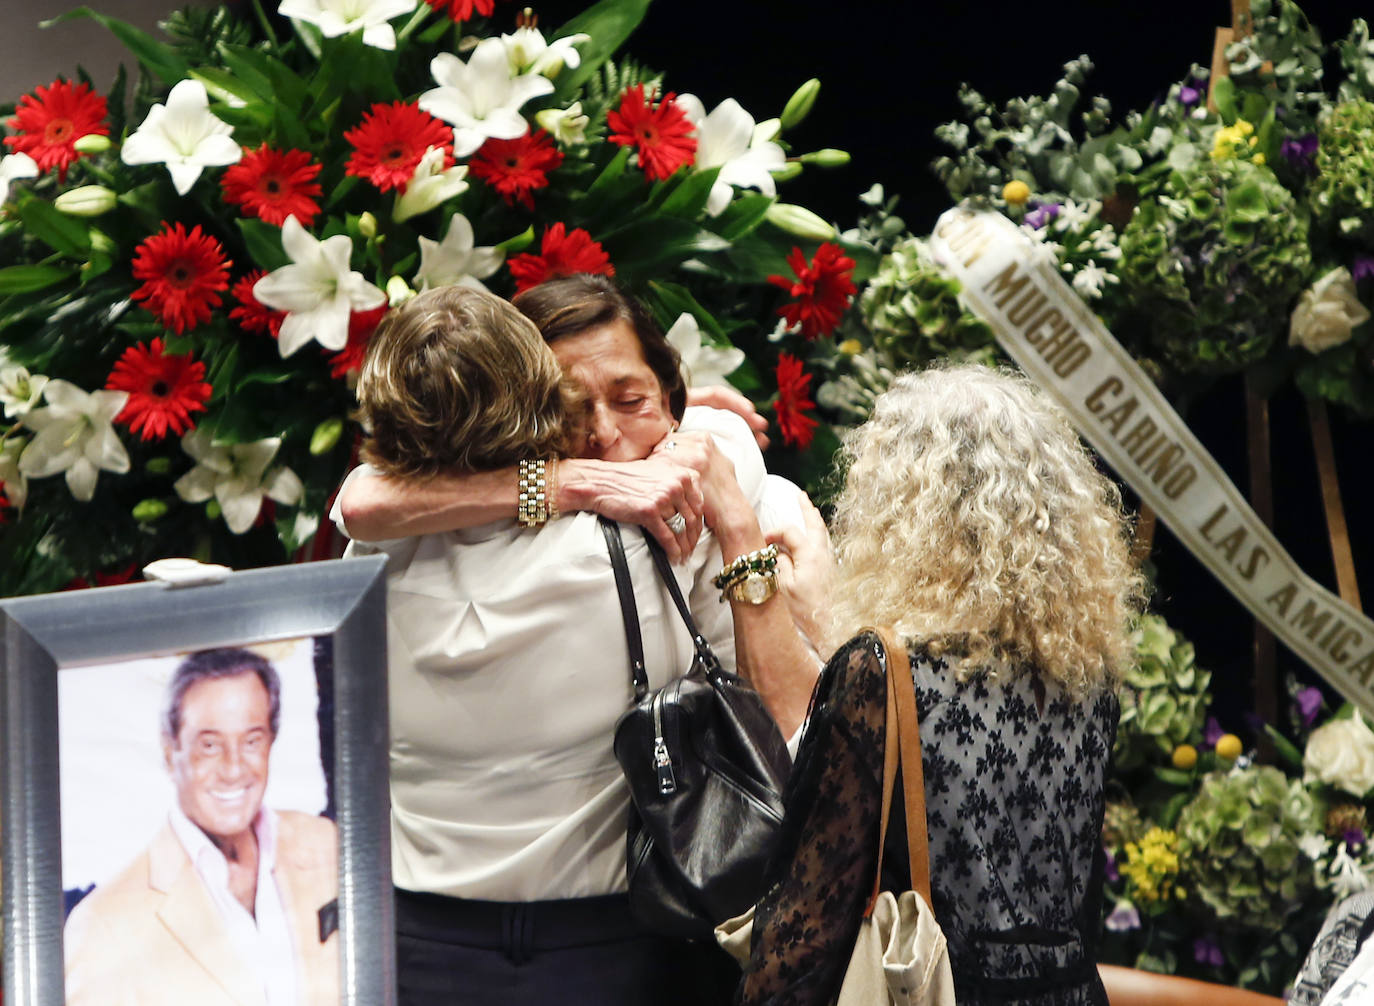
[1,556,392,1006]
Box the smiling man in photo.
[63,647,340,1006]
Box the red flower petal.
[105,337,212,441]
[773,352,818,449]
[606,85,697,182]
[423,0,498,21]
[4,78,109,181]
[230,270,286,337]
[328,304,389,379]
[470,129,563,210]
[767,242,858,340]
[507,223,615,294]
[344,101,455,193]
[130,222,231,335]
[221,144,323,227]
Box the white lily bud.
[765,203,835,241]
[780,79,820,131]
[386,275,415,306]
[54,185,117,217]
[771,162,803,183]
[358,211,378,238]
[535,102,589,146]
[799,148,851,168]
[73,134,113,154]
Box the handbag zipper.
[653,691,676,794]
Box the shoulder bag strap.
[881,626,934,906]
[638,529,721,672]
[863,626,934,915]
[599,517,650,700]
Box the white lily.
[121,79,240,195]
[0,152,38,203]
[535,101,589,146]
[0,365,49,419]
[665,313,743,388]
[174,430,304,535]
[0,437,29,511]
[17,380,129,502]
[414,212,503,291]
[253,216,387,357]
[277,0,417,49]
[419,39,555,157]
[393,146,470,223]
[677,94,786,217]
[501,26,589,78]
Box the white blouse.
[335,407,799,901]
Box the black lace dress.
[740,632,1117,1006]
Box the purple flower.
[1346,828,1367,852]
[1280,133,1319,175]
[1194,936,1224,968]
[1104,847,1120,883]
[1203,716,1225,749]
[1296,686,1324,726]
[1178,74,1207,108]
[1024,201,1060,230]
[1105,901,1141,932]
[1353,257,1374,285]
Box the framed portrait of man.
[1,557,392,1006]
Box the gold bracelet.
[724,568,779,605]
[546,458,560,521]
[517,458,550,528]
[712,544,779,591]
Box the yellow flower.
[1002,179,1031,205]
[1237,119,1254,136]
[1253,153,1266,165]
[1120,827,1181,903]
[1172,744,1198,770]
[837,339,863,355]
[1215,734,1243,760]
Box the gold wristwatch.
[724,568,779,605]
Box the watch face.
[736,571,775,604]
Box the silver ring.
[664,440,678,451]
[666,513,687,534]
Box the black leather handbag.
[600,517,792,940]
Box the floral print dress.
[741,632,1117,1006]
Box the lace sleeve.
[739,632,889,1006]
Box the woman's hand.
[767,493,835,659]
[560,453,707,562]
[685,386,770,451]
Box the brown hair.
[512,274,687,420]
[357,286,583,477]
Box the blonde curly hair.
[829,364,1144,694]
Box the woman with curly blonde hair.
[742,364,1143,1006]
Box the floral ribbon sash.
[930,206,1374,718]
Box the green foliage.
[1115,614,1213,770]
[1176,766,1317,931]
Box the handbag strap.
[865,626,934,915]
[638,529,722,672]
[599,517,650,701]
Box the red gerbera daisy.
[0,486,10,524]
[4,78,109,180]
[470,129,563,210]
[328,304,389,379]
[221,144,323,227]
[606,85,698,182]
[767,242,858,340]
[229,270,286,337]
[424,0,496,21]
[105,338,212,441]
[130,223,231,335]
[773,353,818,449]
[344,102,454,193]
[508,223,615,294]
